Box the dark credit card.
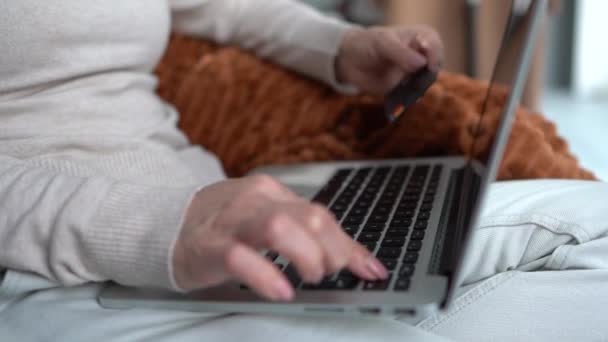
[384,68,437,122]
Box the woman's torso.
[0,0,224,186]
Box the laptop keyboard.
[249,164,442,292]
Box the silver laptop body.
[98,0,547,318]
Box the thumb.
[374,31,427,73]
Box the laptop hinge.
[428,164,481,285]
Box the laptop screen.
[469,0,543,175]
[444,0,546,306]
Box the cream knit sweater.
[0,0,353,290]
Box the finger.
[224,242,294,301]
[378,67,405,93]
[347,242,389,280]
[257,211,327,283]
[412,31,444,73]
[242,174,299,202]
[288,203,362,274]
[356,67,404,96]
[288,203,387,279]
[374,30,427,74]
[293,204,352,273]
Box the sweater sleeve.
[0,155,197,290]
[169,0,358,93]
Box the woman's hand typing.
[173,175,388,301]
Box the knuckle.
[303,251,325,276]
[328,257,348,273]
[265,213,289,240]
[227,191,256,212]
[310,204,331,219]
[223,245,242,273]
[306,205,330,234]
[249,174,280,191]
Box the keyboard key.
[381,238,406,247]
[334,197,351,205]
[335,276,359,290]
[343,225,360,236]
[283,264,302,287]
[394,277,411,291]
[407,240,422,252]
[418,209,431,215]
[417,212,430,220]
[318,278,341,290]
[399,264,415,276]
[377,247,402,258]
[354,200,373,209]
[376,198,396,206]
[332,211,346,221]
[368,214,390,224]
[302,283,325,290]
[386,228,409,237]
[311,193,333,205]
[419,203,433,211]
[334,168,354,180]
[403,189,422,197]
[338,270,355,279]
[358,232,381,242]
[401,195,420,202]
[350,178,364,186]
[348,207,368,217]
[410,230,425,240]
[397,201,418,210]
[371,206,392,215]
[345,184,359,192]
[341,190,357,198]
[393,211,415,220]
[362,223,385,232]
[331,203,348,212]
[403,252,419,263]
[414,220,428,230]
[362,242,377,252]
[359,192,376,201]
[265,251,279,262]
[344,216,365,225]
[376,166,391,174]
[366,183,382,191]
[384,183,401,192]
[413,165,430,174]
[370,175,386,183]
[359,167,373,175]
[389,218,411,228]
[379,258,398,270]
[363,275,392,290]
[381,190,399,199]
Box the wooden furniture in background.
[385,0,556,110]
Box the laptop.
[99,0,547,317]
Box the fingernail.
[408,53,427,69]
[366,257,388,279]
[418,38,429,50]
[274,280,294,301]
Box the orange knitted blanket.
[156,34,595,181]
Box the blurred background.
[301,0,608,179]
